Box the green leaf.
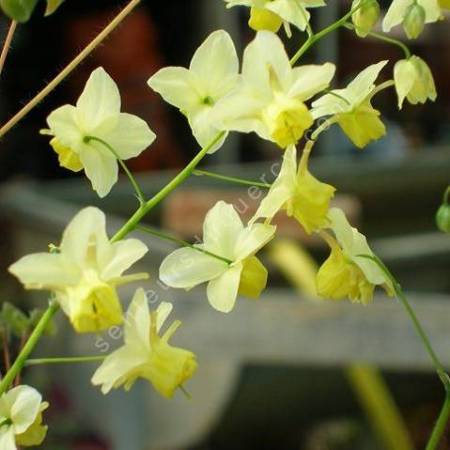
[44,0,64,16]
[0,302,29,337]
[0,0,39,23]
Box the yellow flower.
[9,207,148,333]
[160,201,276,313]
[312,61,388,149]
[394,56,437,109]
[382,0,442,38]
[251,145,335,234]
[42,67,156,197]
[148,30,238,153]
[217,31,335,149]
[0,385,49,450]
[316,208,393,304]
[92,288,197,398]
[224,0,327,35]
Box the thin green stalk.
[137,225,232,264]
[344,22,411,58]
[369,80,395,98]
[85,136,146,204]
[0,0,140,139]
[425,391,450,450]
[358,254,450,448]
[443,186,450,204]
[358,254,449,386]
[290,1,365,65]
[111,131,225,242]
[0,301,59,394]
[193,169,271,189]
[25,355,106,366]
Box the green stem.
[395,287,449,386]
[443,185,450,204]
[193,169,271,189]
[344,22,411,58]
[25,355,106,366]
[0,301,59,394]
[85,136,146,204]
[369,80,395,98]
[111,131,225,242]
[358,254,449,387]
[290,2,363,65]
[137,225,232,264]
[0,0,141,139]
[425,391,450,450]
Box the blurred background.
[0,1,449,449]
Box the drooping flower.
[251,145,335,234]
[9,207,148,333]
[147,30,239,153]
[351,0,380,37]
[92,288,197,398]
[382,0,442,38]
[394,56,437,109]
[316,208,393,304]
[0,385,48,450]
[217,31,335,149]
[159,201,276,313]
[224,0,326,35]
[42,67,156,197]
[311,61,388,149]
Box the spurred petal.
[206,264,243,312]
[159,247,228,288]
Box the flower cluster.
[3,1,442,447]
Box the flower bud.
[249,7,283,33]
[0,0,38,22]
[394,56,437,108]
[351,0,380,37]
[436,203,450,233]
[403,3,426,39]
[45,0,65,16]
